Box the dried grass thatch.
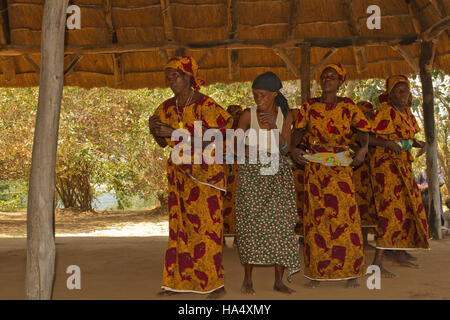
[0,0,448,89]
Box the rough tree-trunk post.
[419,40,442,240]
[300,43,311,104]
[25,0,69,300]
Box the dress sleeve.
[201,98,233,132]
[350,102,371,132]
[294,101,309,130]
[369,104,396,135]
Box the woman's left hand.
[414,139,426,148]
[350,146,367,167]
[258,112,277,129]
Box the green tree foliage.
[0,73,448,211]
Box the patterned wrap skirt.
[235,155,301,279]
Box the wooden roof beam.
[197,49,213,66]
[113,53,123,85]
[273,47,299,78]
[64,55,82,76]
[227,49,239,80]
[310,47,338,75]
[391,44,419,73]
[406,0,424,34]
[0,0,9,45]
[0,0,14,82]
[287,0,300,39]
[421,16,450,40]
[103,0,117,43]
[24,54,39,73]
[0,35,422,56]
[160,0,175,41]
[227,0,239,80]
[1,56,15,82]
[341,0,367,74]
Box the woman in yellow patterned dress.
[368,75,429,277]
[290,64,371,288]
[148,56,232,298]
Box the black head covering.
[252,71,289,117]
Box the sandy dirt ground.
[1,209,450,300]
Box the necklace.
[175,90,194,129]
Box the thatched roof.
[0,0,449,89]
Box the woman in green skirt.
[235,72,300,295]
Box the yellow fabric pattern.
[369,103,429,250]
[155,95,233,293]
[294,97,371,280]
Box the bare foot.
[392,259,419,268]
[273,281,295,294]
[305,280,320,288]
[403,251,418,262]
[207,287,226,299]
[380,266,396,278]
[346,279,360,288]
[240,280,255,295]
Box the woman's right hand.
[290,147,308,165]
[385,141,402,155]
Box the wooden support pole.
[419,40,442,240]
[159,48,169,64]
[1,56,15,81]
[353,46,368,73]
[287,0,300,39]
[407,0,423,35]
[24,0,69,300]
[160,0,174,41]
[300,43,311,103]
[227,0,239,80]
[113,53,123,85]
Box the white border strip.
[161,285,224,295]
[303,274,362,281]
[375,247,431,251]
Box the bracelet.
[279,141,288,151]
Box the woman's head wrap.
[320,63,347,82]
[378,75,410,104]
[164,56,205,91]
[251,71,289,117]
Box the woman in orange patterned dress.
[353,101,378,247]
[290,64,371,288]
[223,105,243,246]
[149,56,232,298]
[368,75,429,277]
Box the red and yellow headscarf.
[320,63,347,82]
[378,75,410,104]
[164,56,205,91]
